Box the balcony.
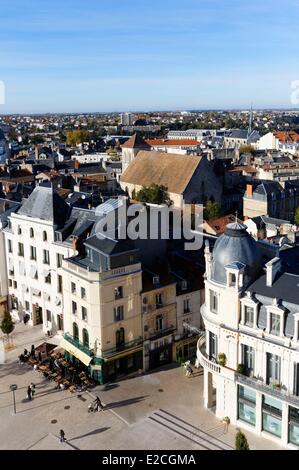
[64,333,91,357]
[197,335,221,374]
[148,326,176,341]
[235,373,299,408]
[102,338,143,359]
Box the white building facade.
[197,222,299,449]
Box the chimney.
[246,184,253,198]
[266,257,281,287]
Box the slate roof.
[84,235,137,256]
[18,184,71,227]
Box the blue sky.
[1,0,299,113]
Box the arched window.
[116,328,125,348]
[73,322,79,340]
[43,231,47,241]
[30,228,34,238]
[82,329,89,348]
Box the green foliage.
[136,184,172,206]
[66,129,89,146]
[217,353,227,367]
[203,200,220,221]
[0,310,14,336]
[237,364,245,375]
[235,430,250,450]
[295,207,299,225]
[239,144,254,154]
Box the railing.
[235,373,299,408]
[102,338,143,358]
[64,333,92,356]
[148,326,176,341]
[196,335,221,374]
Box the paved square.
[0,323,284,450]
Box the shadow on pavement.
[69,427,110,442]
[105,395,148,410]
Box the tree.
[235,430,250,450]
[239,144,254,154]
[136,184,172,206]
[203,200,220,221]
[66,129,89,146]
[0,310,14,337]
[295,207,299,225]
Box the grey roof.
[84,235,137,256]
[253,181,283,200]
[18,184,70,227]
[247,272,299,337]
[95,198,126,216]
[211,222,262,286]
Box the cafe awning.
[59,338,92,367]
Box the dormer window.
[270,313,281,336]
[244,306,254,327]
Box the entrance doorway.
[32,305,43,325]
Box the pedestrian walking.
[30,383,36,397]
[27,386,32,401]
[59,429,66,443]
[94,396,104,412]
[186,364,194,377]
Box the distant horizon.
[1,106,299,117]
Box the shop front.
[175,335,198,365]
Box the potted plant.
[217,352,227,367]
[237,364,245,375]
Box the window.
[46,310,51,322]
[262,395,282,438]
[210,290,218,313]
[13,280,17,289]
[114,286,123,299]
[81,287,86,299]
[8,279,12,287]
[71,282,76,294]
[116,328,125,348]
[43,249,50,264]
[238,385,256,426]
[183,299,190,313]
[45,273,51,284]
[156,293,163,308]
[30,228,34,238]
[229,273,236,287]
[82,306,88,321]
[8,240,12,253]
[18,225,22,235]
[57,253,63,268]
[294,363,299,397]
[82,329,89,347]
[25,301,30,311]
[209,331,217,360]
[73,322,79,340]
[289,406,299,447]
[72,301,77,315]
[241,344,255,375]
[266,353,281,385]
[43,231,47,241]
[18,242,24,257]
[30,246,36,260]
[244,306,254,327]
[156,314,163,331]
[114,305,124,322]
[57,315,63,331]
[270,313,281,336]
[57,275,63,293]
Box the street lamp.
[9,384,18,414]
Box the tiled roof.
[274,131,299,143]
[121,133,151,149]
[120,150,202,194]
[145,139,199,147]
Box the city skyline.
[1,0,299,113]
